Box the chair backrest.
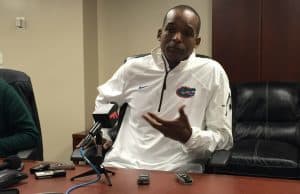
[0,68,43,160]
[231,82,300,147]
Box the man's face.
[158,9,201,65]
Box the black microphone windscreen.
[93,104,118,128]
[3,155,22,170]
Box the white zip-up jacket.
[95,47,233,171]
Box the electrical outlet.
[16,17,26,31]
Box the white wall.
[98,0,212,83]
[83,0,99,131]
[0,0,86,162]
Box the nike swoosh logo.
[138,85,148,90]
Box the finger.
[143,114,169,136]
[178,105,192,131]
[103,141,112,150]
[142,113,162,128]
[178,104,185,113]
[178,105,188,119]
[147,112,168,123]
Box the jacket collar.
[151,47,195,72]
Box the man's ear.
[195,37,201,47]
[157,29,162,41]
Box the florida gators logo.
[176,86,196,98]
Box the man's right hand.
[102,138,113,153]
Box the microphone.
[0,155,22,171]
[78,103,119,148]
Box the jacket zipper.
[158,55,170,112]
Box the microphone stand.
[70,130,115,186]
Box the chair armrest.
[208,150,231,167]
[17,148,36,160]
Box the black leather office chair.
[0,68,43,160]
[207,82,300,179]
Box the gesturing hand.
[142,105,192,143]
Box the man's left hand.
[142,105,192,143]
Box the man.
[0,79,39,156]
[95,5,233,171]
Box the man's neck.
[164,57,180,70]
[168,61,179,70]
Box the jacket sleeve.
[95,64,127,110]
[95,64,127,140]
[0,84,39,156]
[182,67,233,157]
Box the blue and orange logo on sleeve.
[176,86,196,98]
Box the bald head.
[162,5,201,37]
[157,5,201,68]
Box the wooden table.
[14,161,300,194]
